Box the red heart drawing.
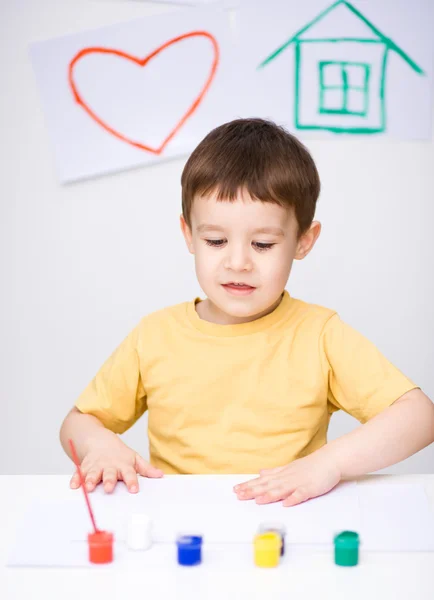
[68,31,220,155]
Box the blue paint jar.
[176,535,203,566]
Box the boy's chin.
[222,306,257,319]
[213,295,267,319]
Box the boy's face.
[181,190,320,325]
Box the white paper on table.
[358,483,434,552]
[8,477,434,568]
[7,477,359,567]
[8,477,359,544]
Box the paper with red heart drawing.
[29,8,237,183]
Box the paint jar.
[334,531,360,567]
[253,532,281,568]
[258,522,286,556]
[127,513,152,551]
[88,530,114,564]
[176,534,203,566]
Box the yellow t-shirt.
[76,292,416,474]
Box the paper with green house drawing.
[238,0,433,139]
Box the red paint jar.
[88,531,114,564]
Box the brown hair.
[181,118,320,236]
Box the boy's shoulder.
[135,299,191,330]
[289,296,337,326]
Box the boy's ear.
[294,221,321,260]
[180,215,195,254]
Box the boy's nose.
[224,247,253,272]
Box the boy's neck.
[195,294,284,326]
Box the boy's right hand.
[69,432,163,494]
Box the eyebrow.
[196,224,285,236]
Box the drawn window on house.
[319,61,371,117]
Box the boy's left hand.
[233,452,341,507]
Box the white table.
[3,474,434,600]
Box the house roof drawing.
[259,0,424,75]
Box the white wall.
[1,0,433,475]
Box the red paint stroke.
[68,31,220,154]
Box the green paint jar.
[334,531,360,567]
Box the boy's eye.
[253,242,275,251]
[205,239,226,247]
[205,239,275,251]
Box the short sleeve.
[321,314,417,423]
[75,325,147,433]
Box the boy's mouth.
[222,282,256,296]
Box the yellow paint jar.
[253,532,281,568]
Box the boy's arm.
[61,323,163,493]
[60,407,163,493]
[235,314,434,505]
[234,389,434,506]
[60,407,112,461]
[322,388,434,477]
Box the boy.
[60,118,434,507]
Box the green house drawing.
[259,0,424,134]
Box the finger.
[102,467,118,493]
[255,485,290,505]
[85,468,102,492]
[233,478,257,493]
[235,473,284,497]
[70,470,81,489]
[236,482,268,500]
[120,467,139,493]
[233,475,269,493]
[234,467,289,492]
[135,454,164,478]
[283,487,310,507]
